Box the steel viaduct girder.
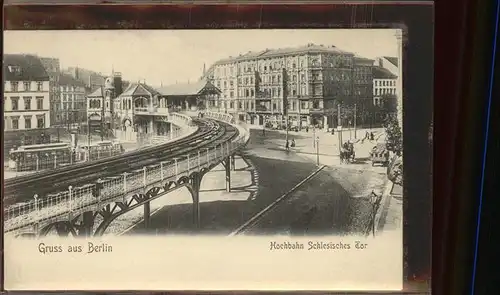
[28,155,236,238]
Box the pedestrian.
[370,132,374,141]
[331,128,335,135]
[262,127,265,136]
[306,126,309,133]
[285,140,290,151]
[365,131,369,140]
[291,138,296,148]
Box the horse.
[340,144,356,163]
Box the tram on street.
[8,142,73,172]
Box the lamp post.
[369,191,382,237]
[315,136,320,166]
[312,125,316,148]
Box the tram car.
[76,141,125,162]
[8,142,73,172]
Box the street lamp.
[312,125,316,148]
[368,191,382,237]
[315,136,320,166]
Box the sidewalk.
[375,182,403,235]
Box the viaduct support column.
[191,175,201,229]
[143,196,151,229]
[79,211,95,237]
[225,156,231,192]
[230,155,236,171]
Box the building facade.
[39,57,61,127]
[3,54,51,149]
[56,74,87,128]
[202,44,372,130]
[372,66,398,106]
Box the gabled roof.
[120,83,160,97]
[3,54,49,81]
[87,87,104,98]
[383,56,399,67]
[373,66,398,79]
[157,80,220,96]
[58,73,86,87]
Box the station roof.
[156,80,220,96]
[373,66,398,79]
[120,83,160,97]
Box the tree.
[380,93,398,116]
[384,115,402,155]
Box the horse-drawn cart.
[370,143,390,166]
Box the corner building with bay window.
[202,44,372,130]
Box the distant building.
[39,56,61,126]
[56,74,87,128]
[62,67,107,90]
[3,54,51,149]
[372,66,398,106]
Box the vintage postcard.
[4,29,405,291]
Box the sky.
[4,29,400,87]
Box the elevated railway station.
[4,111,250,238]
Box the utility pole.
[337,103,342,155]
[354,103,357,139]
[282,68,289,143]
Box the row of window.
[216,55,354,77]
[7,81,44,92]
[374,88,396,96]
[375,80,396,87]
[62,93,85,101]
[215,72,361,91]
[5,115,45,130]
[60,86,84,92]
[211,100,319,112]
[6,96,45,111]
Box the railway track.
[4,118,239,206]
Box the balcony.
[134,106,158,115]
[309,107,324,114]
[310,79,323,84]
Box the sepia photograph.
[4,28,405,290]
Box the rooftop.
[214,43,354,65]
[157,80,220,96]
[58,73,86,87]
[87,86,104,98]
[373,66,398,79]
[120,83,161,97]
[383,56,399,67]
[3,54,49,82]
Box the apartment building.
[203,44,372,129]
[372,66,398,106]
[55,74,87,128]
[39,56,61,126]
[4,54,51,148]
